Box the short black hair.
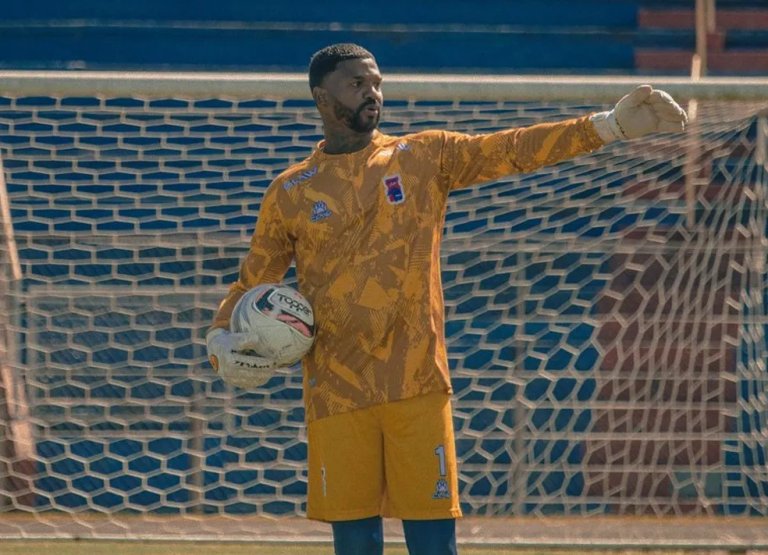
[308,43,374,91]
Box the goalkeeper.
[208,44,687,555]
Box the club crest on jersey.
[432,479,451,500]
[382,174,405,205]
[310,200,332,222]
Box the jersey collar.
[312,130,387,161]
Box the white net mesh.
[0,76,767,545]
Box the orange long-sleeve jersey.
[212,117,604,421]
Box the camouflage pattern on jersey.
[212,117,604,421]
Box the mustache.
[357,100,380,112]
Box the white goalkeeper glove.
[206,328,277,389]
[590,85,688,143]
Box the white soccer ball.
[230,284,315,366]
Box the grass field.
[5,541,765,555]
[0,542,579,555]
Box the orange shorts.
[306,391,462,522]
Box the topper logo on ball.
[275,293,313,317]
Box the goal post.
[2,70,768,100]
[0,72,767,548]
[0,153,34,510]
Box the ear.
[312,86,327,107]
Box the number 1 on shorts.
[435,444,446,477]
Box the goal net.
[0,73,766,548]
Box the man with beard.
[207,44,688,555]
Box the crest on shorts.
[432,478,451,500]
[382,174,405,205]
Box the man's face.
[318,58,383,133]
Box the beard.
[332,97,380,133]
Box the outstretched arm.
[442,86,687,190]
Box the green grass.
[0,542,603,555]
